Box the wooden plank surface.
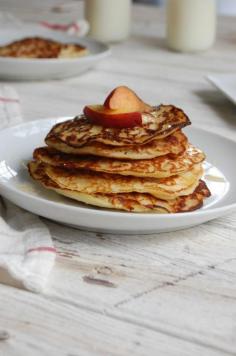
[0,3,236,356]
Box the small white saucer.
[207,74,236,105]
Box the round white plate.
[0,27,111,81]
[0,118,235,234]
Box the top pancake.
[46,105,191,147]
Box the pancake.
[28,161,210,213]
[38,161,203,200]
[45,130,188,160]
[0,37,88,59]
[34,144,205,178]
[46,105,191,147]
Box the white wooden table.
[1,3,236,356]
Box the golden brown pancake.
[46,105,191,147]
[34,144,205,178]
[35,161,203,200]
[0,37,88,59]
[28,161,210,213]
[45,130,188,160]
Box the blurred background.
[134,0,236,15]
[1,0,236,18]
[1,0,236,15]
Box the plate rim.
[0,118,235,220]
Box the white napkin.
[0,86,56,293]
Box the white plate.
[0,118,235,234]
[0,26,111,81]
[207,74,236,105]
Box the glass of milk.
[166,0,217,52]
[84,0,131,43]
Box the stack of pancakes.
[28,104,211,213]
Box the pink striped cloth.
[40,19,89,37]
[0,86,56,293]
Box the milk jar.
[167,0,216,52]
[85,0,131,42]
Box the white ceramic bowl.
[0,27,111,81]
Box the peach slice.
[104,86,152,113]
[83,105,142,128]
